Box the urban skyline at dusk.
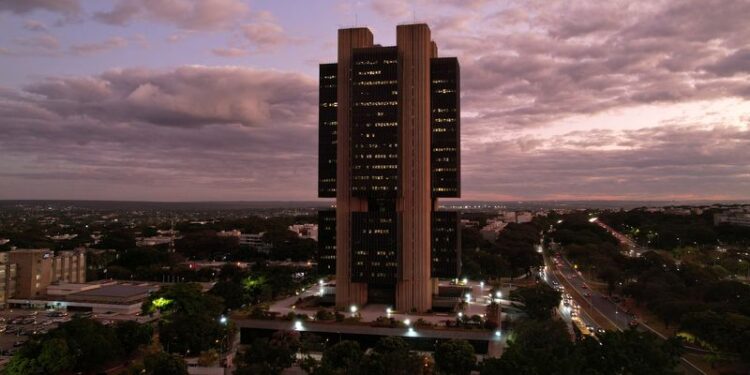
[1,0,749,202]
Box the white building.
[516,211,533,223]
[288,224,318,241]
[480,220,508,242]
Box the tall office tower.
[318,24,460,313]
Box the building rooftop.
[72,283,153,299]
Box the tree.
[316,340,363,374]
[143,351,189,375]
[145,283,227,354]
[587,330,683,375]
[5,318,125,374]
[96,227,137,251]
[115,321,153,354]
[482,319,574,375]
[510,283,561,320]
[434,339,475,375]
[210,279,247,310]
[366,337,425,375]
[36,338,75,374]
[235,331,300,375]
[159,312,226,354]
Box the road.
[539,257,602,336]
[594,220,646,257]
[545,250,706,375]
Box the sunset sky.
[1,0,749,201]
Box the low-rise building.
[714,210,750,227]
[288,224,318,241]
[516,211,533,223]
[9,281,159,315]
[217,229,242,238]
[480,220,508,242]
[239,233,272,253]
[136,236,174,247]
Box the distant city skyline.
[1,0,749,201]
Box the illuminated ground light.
[495,330,501,337]
[386,307,393,315]
[294,320,303,330]
[407,327,417,336]
[151,297,173,310]
[350,305,358,314]
[404,318,411,327]
[465,293,471,303]
[495,291,502,298]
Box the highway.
[543,236,707,374]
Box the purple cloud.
[94,0,249,30]
[0,0,80,15]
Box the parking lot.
[0,309,72,356]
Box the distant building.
[480,220,508,242]
[48,234,78,241]
[516,211,533,224]
[217,229,242,238]
[714,210,750,227]
[136,236,174,247]
[665,208,692,216]
[499,211,516,223]
[460,219,479,228]
[288,224,318,241]
[239,233,272,253]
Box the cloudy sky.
[1,0,749,202]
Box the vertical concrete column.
[335,28,373,310]
[396,24,433,312]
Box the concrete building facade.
[318,24,461,312]
[8,248,86,299]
